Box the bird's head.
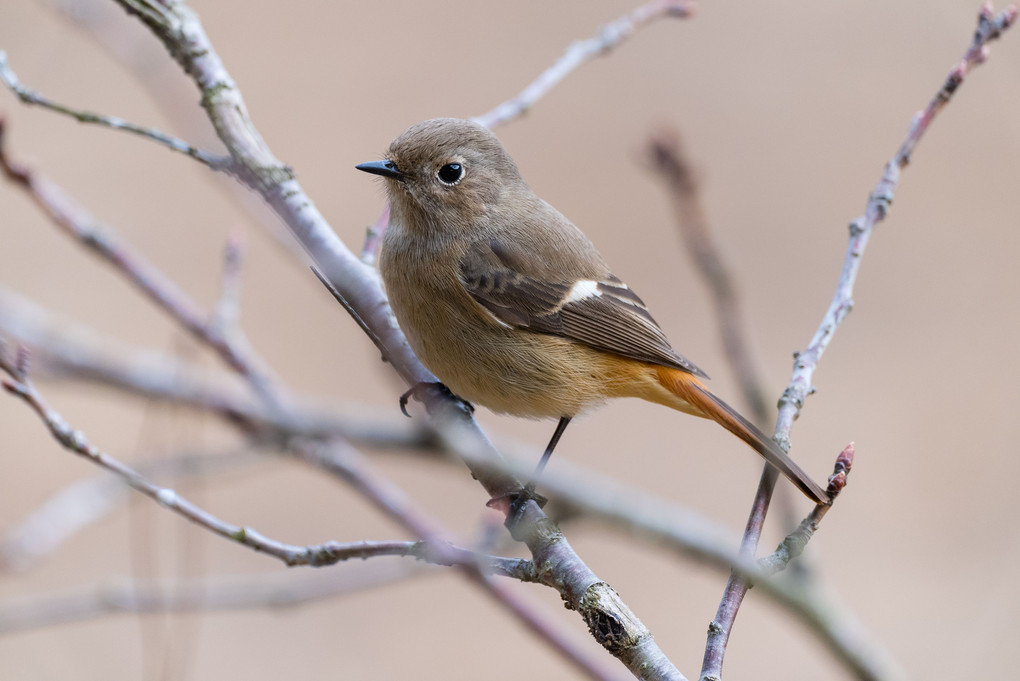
[357,118,524,233]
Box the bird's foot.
[398,381,474,417]
[487,484,548,529]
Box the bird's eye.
[437,163,464,185]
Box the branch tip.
[826,443,855,498]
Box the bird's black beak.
[355,160,404,181]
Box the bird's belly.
[390,291,619,419]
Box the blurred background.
[1,1,1019,678]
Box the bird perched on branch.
[356,118,828,506]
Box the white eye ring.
[437,162,464,185]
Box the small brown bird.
[357,118,827,505]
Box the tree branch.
[472,0,695,129]
[758,444,854,576]
[0,50,227,169]
[0,288,430,447]
[0,346,530,574]
[645,131,771,424]
[1,328,617,678]
[448,435,892,680]
[0,565,430,635]
[701,6,1016,680]
[0,448,259,572]
[0,123,283,409]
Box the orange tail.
[656,367,829,505]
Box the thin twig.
[0,449,260,573]
[0,51,227,169]
[472,0,696,129]
[0,124,283,409]
[757,443,854,576]
[446,431,891,681]
[701,6,1017,681]
[1,335,609,678]
[284,437,622,681]
[645,130,771,424]
[0,349,529,575]
[0,288,430,446]
[0,565,431,635]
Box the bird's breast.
[378,238,621,418]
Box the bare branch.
[0,349,529,574]
[0,449,259,572]
[472,0,696,129]
[645,130,771,424]
[0,565,430,635]
[105,0,526,498]
[0,125,283,409]
[758,444,854,576]
[1,557,618,681]
[0,51,227,169]
[447,434,892,680]
[0,288,429,446]
[702,6,1017,680]
[775,2,1016,444]
[1,333,614,677]
[282,437,624,681]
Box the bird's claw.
[398,381,474,417]
[487,486,549,529]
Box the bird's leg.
[399,381,474,417]
[498,416,572,526]
[523,415,572,497]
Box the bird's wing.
[459,238,707,377]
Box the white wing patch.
[564,280,603,305]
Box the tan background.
[2,1,1019,679]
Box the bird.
[355,118,828,506]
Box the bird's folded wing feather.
[459,239,707,377]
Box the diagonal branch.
[0,123,283,409]
[0,344,535,576]
[0,51,227,169]
[758,444,854,576]
[701,5,1017,681]
[0,344,626,680]
[0,288,429,446]
[0,448,260,573]
[451,434,895,681]
[283,433,625,681]
[645,130,771,424]
[472,0,695,129]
